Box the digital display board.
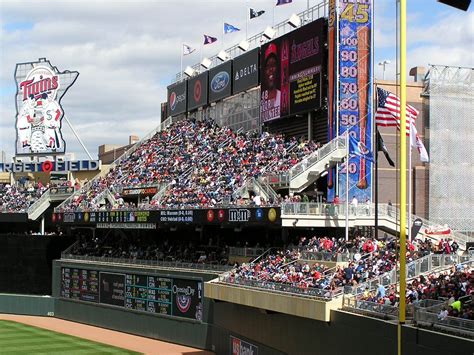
[209,61,232,103]
[260,18,326,122]
[187,72,208,111]
[232,48,259,95]
[61,267,203,321]
[167,81,187,116]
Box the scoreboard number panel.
[61,267,202,321]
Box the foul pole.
[398,0,407,354]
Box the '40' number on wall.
[341,4,369,24]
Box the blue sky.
[0,0,472,160]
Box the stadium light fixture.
[287,14,302,28]
[217,50,229,62]
[437,0,471,10]
[184,66,197,78]
[201,57,212,70]
[262,26,276,40]
[238,40,250,52]
[378,60,391,80]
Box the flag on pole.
[349,135,374,163]
[250,8,265,19]
[276,0,292,5]
[376,130,395,167]
[375,87,417,134]
[203,35,218,45]
[375,87,429,162]
[182,44,195,56]
[410,123,430,162]
[224,23,240,34]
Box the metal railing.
[26,189,50,218]
[60,253,232,273]
[414,308,474,336]
[228,247,266,258]
[344,254,472,295]
[289,135,346,180]
[342,296,414,320]
[218,274,340,300]
[174,1,328,82]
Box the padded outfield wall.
[51,260,473,355]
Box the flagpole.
[272,3,275,26]
[345,131,349,242]
[246,3,249,39]
[408,125,412,242]
[180,44,183,82]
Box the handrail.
[60,253,232,273]
[27,189,50,216]
[289,135,346,180]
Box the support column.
[40,216,45,235]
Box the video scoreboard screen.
[61,267,203,321]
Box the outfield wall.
[49,260,473,355]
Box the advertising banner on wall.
[260,18,326,123]
[14,58,79,156]
[187,72,209,111]
[232,48,259,95]
[330,0,373,203]
[167,81,187,116]
[209,61,232,103]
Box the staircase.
[27,190,51,220]
[233,177,279,203]
[289,135,346,193]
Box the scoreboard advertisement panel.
[167,81,187,116]
[260,18,326,123]
[187,71,209,111]
[61,267,203,321]
[209,61,232,103]
[232,48,259,95]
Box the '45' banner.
[327,0,373,204]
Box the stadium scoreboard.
[61,267,203,321]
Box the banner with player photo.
[260,18,325,123]
[14,59,79,156]
[328,0,373,203]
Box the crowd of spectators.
[0,182,48,213]
[58,118,319,212]
[361,264,473,320]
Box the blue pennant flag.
[203,34,218,45]
[349,135,374,163]
[224,23,240,34]
[276,0,292,5]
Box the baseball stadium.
[0,1,473,354]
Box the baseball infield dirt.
[0,314,214,355]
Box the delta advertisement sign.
[14,58,79,156]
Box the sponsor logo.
[218,209,225,222]
[234,63,258,81]
[211,71,230,93]
[52,213,57,223]
[173,285,196,314]
[231,336,258,355]
[84,212,89,223]
[268,208,277,222]
[256,209,263,220]
[228,209,251,222]
[194,80,202,102]
[169,91,185,111]
[63,213,75,223]
[207,210,215,222]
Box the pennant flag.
[182,44,195,56]
[224,23,240,34]
[203,35,218,45]
[376,130,395,167]
[349,135,374,163]
[250,8,265,19]
[375,87,429,162]
[276,0,292,5]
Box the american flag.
[376,87,429,162]
[375,87,418,135]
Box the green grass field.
[0,320,141,354]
